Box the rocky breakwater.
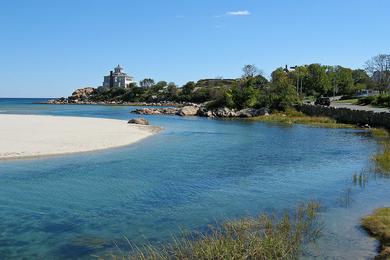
[132,105,269,118]
[48,87,97,104]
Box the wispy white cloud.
[214,10,251,18]
[226,10,251,16]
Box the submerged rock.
[128,118,149,125]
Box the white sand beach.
[0,114,159,160]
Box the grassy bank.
[360,129,390,259]
[112,202,321,260]
[371,128,390,175]
[250,109,355,129]
[333,99,359,104]
[362,208,390,259]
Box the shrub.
[357,96,377,105]
[374,95,390,107]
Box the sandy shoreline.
[0,114,160,160]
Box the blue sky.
[0,0,389,98]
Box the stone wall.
[297,104,390,129]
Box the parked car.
[314,97,331,106]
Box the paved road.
[330,102,390,113]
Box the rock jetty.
[132,106,269,118]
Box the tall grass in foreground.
[371,128,390,175]
[110,202,321,260]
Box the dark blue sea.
[0,98,388,259]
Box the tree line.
[93,54,390,111]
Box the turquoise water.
[0,98,389,259]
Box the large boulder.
[256,107,270,116]
[68,87,96,101]
[197,107,215,117]
[213,107,237,117]
[177,106,199,116]
[128,118,149,125]
[237,108,270,117]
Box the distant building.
[103,65,134,88]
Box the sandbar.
[0,114,159,160]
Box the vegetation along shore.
[106,202,322,259]
[49,54,390,127]
[46,54,390,259]
[358,128,390,259]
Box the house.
[102,65,134,89]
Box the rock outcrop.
[177,106,199,116]
[47,87,97,104]
[68,87,97,102]
[133,107,178,115]
[237,108,269,117]
[128,118,149,125]
[132,106,270,118]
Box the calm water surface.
[0,98,389,259]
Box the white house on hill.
[103,65,134,88]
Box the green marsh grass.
[250,109,354,129]
[352,171,369,188]
[333,99,359,104]
[362,208,390,259]
[107,201,322,260]
[371,128,390,175]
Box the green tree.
[152,81,168,92]
[226,83,259,109]
[181,81,196,95]
[246,74,269,88]
[139,78,155,88]
[352,69,370,85]
[266,81,299,110]
[328,66,355,95]
[271,67,290,84]
[288,66,308,95]
[167,83,178,98]
[306,64,331,96]
[352,69,372,91]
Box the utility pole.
[300,75,303,95]
[290,65,299,94]
[333,66,337,98]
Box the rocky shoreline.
[45,100,184,107]
[43,87,184,107]
[45,88,270,118]
[45,98,183,107]
[132,105,270,118]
